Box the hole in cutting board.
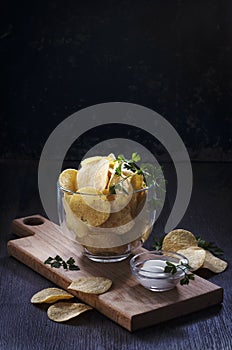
[23,217,44,226]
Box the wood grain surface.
[8,215,223,331]
[1,161,231,350]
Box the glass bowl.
[57,182,157,263]
[130,251,189,291]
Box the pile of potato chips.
[31,276,112,322]
[59,154,152,255]
[162,229,227,273]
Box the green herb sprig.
[196,237,224,257]
[109,153,141,195]
[109,152,165,198]
[153,237,164,251]
[44,255,80,271]
[164,261,195,285]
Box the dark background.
[1,0,232,161]
[1,2,232,349]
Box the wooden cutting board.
[7,215,223,331]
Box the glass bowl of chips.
[57,154,159,262]
[130,251,189,291]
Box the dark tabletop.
[0,160,231,350]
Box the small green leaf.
[164,266,173,273]
[69,265,80,271]
[153,236,164,251]
[44,257,53,264]
[180,277,189,285]
[131,152,141,162]
[197,237,224,257]
[117,154,126,161]
[115,165,122,176]
[51,261,61,268]
[55,255,62,262]
[188,273,195,280]
[66,257,75,265]
[109,185,116,194]
[62,261,68,269]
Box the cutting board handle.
[12,215,48,237]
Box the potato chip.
[59,169,78,192]
[203,250,228,273]
[68,277,112,294]
[69,187,110,226]
[63,197,89,238]
[101,205,133,229]
[177,247,206,271]
[80,156,104,167]
[31,288,74,304]
[131,173,144,190]
[162,229,198,251]
[107,153,116,161]
[80,154,115,167]
[78,158,109,192]
[47,302,92,322]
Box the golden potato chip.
[59,169,78,192]
[63,197,89,238]
[80,156,104,167]
[106,153,116,161]
[131,173,144,191]
[69,187,110,226]
[47,302,92,322]
[68,277,112,294]
[78,158,109,192]
[203,250,228,273]
[31,288,74,304]
[162,229,198,251]
[100,205,133,229]
[177,247,206,271]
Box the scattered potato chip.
[69,187,110,226]
[203,250,228,273]
[162,229,198,251]
[31,288,74,304]
[68,277,112,294]
[177,247,206,271]
[47,302,92,322]
[59,169,78,192]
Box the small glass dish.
[130,251,189,292]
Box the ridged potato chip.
[203,250,228,273]
[68,277,112,294]
[59,169,78,192]
[47,302,92,322]
[69,187,110,226]
[31,288,74,304]
[63,197,89,238]
[100,205,133,229]
[162,229,198,251]
[177,247,206,271]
